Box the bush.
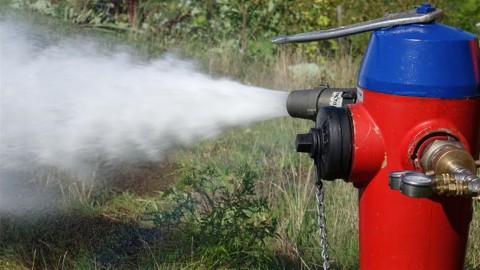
[152,165,279,268]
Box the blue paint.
[416,3,436,14]
[358,23,480,98]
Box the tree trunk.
[129,0,135,26]
[241,4,248,52]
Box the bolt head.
[295,133,314,153]
[417,3,436,14]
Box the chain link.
[315,180,330,270]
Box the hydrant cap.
[358,23,480,98]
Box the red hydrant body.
[347,19,480,268]
[350,91,480,269]
[276,4,480,269]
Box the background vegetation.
[1,0,480,269]
[7,0,480,62]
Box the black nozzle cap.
[315,107,353,180]
[294,106,353,181]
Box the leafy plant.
[152,165,279,268]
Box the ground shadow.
[1,212,165,269]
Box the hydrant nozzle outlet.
[286,87,356,121]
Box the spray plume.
[0,20,288,212]
[1,21,288,170]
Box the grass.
[1,7,480,270]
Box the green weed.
[150,165,279,269]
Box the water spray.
[0,19,288,213]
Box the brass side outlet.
[421,140,476,174]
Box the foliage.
[9,0,479,62]
[133,0,335,63]
[151,165,278,268]
[442,0,480,34]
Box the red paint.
[348,89,480,269]
[470,40,480,83]
[348,105,385,187]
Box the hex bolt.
[417,3,436,14]
[295,133,314,153]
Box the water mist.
[0,20,288,213]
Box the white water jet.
[0,19,288,213]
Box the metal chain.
[315,179,330,270]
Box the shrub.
[152,165,279,268]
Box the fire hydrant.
[273,4,480,269]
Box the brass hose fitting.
[417,140,479,198]
[389,140,479,199]
[420,140,476,174]
[432,173,468,196]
